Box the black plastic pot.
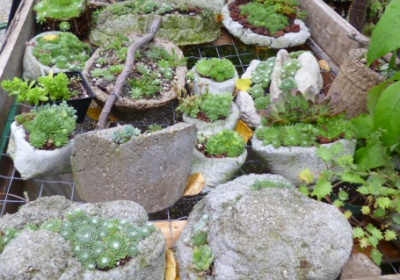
[53,71,94,123]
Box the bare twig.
[97,16,162,129]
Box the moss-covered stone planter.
[89,3,221,46]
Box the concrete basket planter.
[251,135,357,186]
[192,68,239,95]
[7,122,74,180]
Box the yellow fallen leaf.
[183,173,205,196]
[86,107,118,121]
[319,60,331,71]
[165,249,178,280]
[43,34,59,41]
[235,78,252,92]
[235,119,253,143]
[298,168,314,185]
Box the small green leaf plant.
[32,32,91,71]
[299,142,400,265]
[255,91,355,148]
[111,125,141,144]
[195,58,236,82]
[250,179,292,191]
[2,71,78,105]
[177,92,233,122]
[34,0,86,24]
[199,129,246,158]
[0,209,157,270]
[15,101,77,149]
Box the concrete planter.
[251,135,357,186]
[192,68,239,95]
[189,148,248,192]
[7,122,74,180]
[182,102,240,136]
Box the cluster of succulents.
[202,129,246,157]
[256,117,355,148]
[34,0,86,23]
[250,179,292,190]
[279,58,302,94]
[112,125,141,144]
[177,92,233,122]
[0,210,157,270]
[15,102,77,149]
[33,32,91,70]
[248,57,276,100]
[195,58,236,83]
[109,0,174,16]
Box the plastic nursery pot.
[53,71,95,123]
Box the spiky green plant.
[177,92,233,122]
[205,129,246,157]
[112,125,141,144]
[15,102,77,148]
[34,0,86,23]
[195,58,236,82]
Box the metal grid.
[1,34,400,274]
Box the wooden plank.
[300,0,369,67]
[153,220,187,248]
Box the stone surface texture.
[294,51,324,100]
[175,174,353,280]
[83,36,187,118]
[251,135,357,186]
[0,196,166,280]
[340,253,382,280]
[234,90,261,128]
[7,122,74,180]
[182,103,240,136]
[221,3,310,48]
[189,148,248,192]
[71,123,197,213]
[89,11,220,47]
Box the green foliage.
[281,59,302,80]
[301,142,400,265]
[254,96,271,110]
[33,32,91,70]
[193,245,214,272]
[15,102,77,148]
[177,92,233,122]
[352,71,400,170]
[147,124,162,133]
[205,129,246,157]
[0,210,157,270]
[256,115,355,148]
[59,21,71,31]
[250,179,292,190]
[120,0,173,15]
[239,0,304,34]
[2,71,78,105]
[111,125,141,144]
[248,57,276,98]
[367,0,400,66]
[34,0,86,22]
[195,58,236,82]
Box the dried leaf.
[86,107,118,121]
[165,249,178,280]
[319,60,331,71]
[43,34,59,41]
[235,78,252,92]
[235,119,253,143]
[183,173,205,196]
[215,14,224,23]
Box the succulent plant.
[177,92,233,122]
[112,125,141,144]
[34,0,86,23]
[15,102,77,149]
[193,245,214,272]
[205,129,246,157]
[195,58,236,82]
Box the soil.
[227,0,300,38]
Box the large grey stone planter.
[182,102,240,136]
[221,2,311,48]
[71,123,197,213]
[175,174,353,280]
[89,6,221,47]
[251,135,357,186]
[189,148,247,192]
[83,36,187,118]
[0,196,166,280]
[7,122,74,180]
[192,67,239,95]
